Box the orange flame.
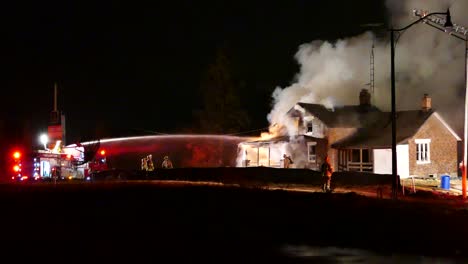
[260,132,275,140]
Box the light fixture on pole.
[39,134,49,150]
[390,9,453,200]
[414,8,468,199]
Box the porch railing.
[346,161,373,172]
[243,160,282,168]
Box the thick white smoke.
[268,0,467,138]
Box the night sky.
[1,0,387,148]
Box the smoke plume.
[268,0,467,138]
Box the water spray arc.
[69,134,250,170]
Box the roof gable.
[291,102,384,128]
[432,112,461,141]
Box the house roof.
[331,110,437,148]
[240,135,323,146]
[291,102,384,128]
[241,135,290,145]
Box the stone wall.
[409,114,459,178]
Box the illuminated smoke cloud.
[268,0,467,138]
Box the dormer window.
[306,121,313,133]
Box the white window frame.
[415,139,431,164]
[307,142,317,163]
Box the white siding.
[302,114,326,138]
[373,145,409,178]
[397,144,410,179]
[373,149,391,174]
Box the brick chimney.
[359,89,371,106]
[421,93,431,112]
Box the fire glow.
[260,132,275,140]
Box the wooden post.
[257,146,260,166]
[268,146,271,167]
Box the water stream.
[76,135,252,170]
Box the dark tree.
[195,47,250,134]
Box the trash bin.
[441,175,450,190]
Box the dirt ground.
[401,177,464,196]
[2,181,468,262]
[264,180,468,210]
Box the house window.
[306,121,313,133]
[351,149,360,162]
[415,139,431,164]
[307,142,317,163]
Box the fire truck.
[7,84,110,181]
[8,144,108,182]
[32,150,81,180]
[85,149,108,178]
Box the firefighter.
[321,155,334,192]
[283,154,293,168]
[162,156,173,169]
[141,157,148,171]
[52,165,61,180]
[147,155,154,171]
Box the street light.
[390,10,453,200]
[39,134,49,150]
[414,8,468,200]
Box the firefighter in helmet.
[147,154,154,171]
[141,157,148,171]
[283,154,293,168]
[162,155,173,169]
[321,155,334,192]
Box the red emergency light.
[12,151,21,159]
[13,165,20,172]
[100,150,106,156]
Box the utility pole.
[390,29,397,199]
[413,9,467,199]
[389,10,452,199]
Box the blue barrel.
[441,175,450,190]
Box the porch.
[337,148,373,172]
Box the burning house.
[239,89,461,179]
